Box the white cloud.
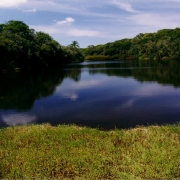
[67,29,101,37]
[31,23,102,38]
[2,113,36,126]
[17,0,78,13]
[6,0,119,19]
[56,17,75,25]
[23,8,36,12]
[30,25,59,34]
[130,13,180,27]
[111,0,139,13]
[0,0,27,7]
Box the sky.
[0,0,180,48]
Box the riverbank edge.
[0,123,180,179]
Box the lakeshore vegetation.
[0,20,83,71]
[0,124,180,179]
[81,28,180,61]
[1,20,180,71]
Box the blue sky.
[1,0,180,47]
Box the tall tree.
[71,41,80,48]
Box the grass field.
[0,123,180,179]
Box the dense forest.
[1,20,180,71]
[81,28,180,61]
[0,20,84,71]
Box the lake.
[0,60,180,130]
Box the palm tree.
[71,40,80,48]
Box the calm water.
[0,60,180,130]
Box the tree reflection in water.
[0,60,180,112]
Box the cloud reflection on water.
[132,83,178,97]
[55,78,101,101]
[2,113,36,126]
[116,99,136,110]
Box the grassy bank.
[0,124,180,179]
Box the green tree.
[71,40,80,48]
[0,20,84,70]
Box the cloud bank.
[0,0,27,7]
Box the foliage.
[70,40,80,48]
[62,41,84,63]
[85,55,109,61]
[81,28,180,61]
[0,20,84,71]
[0,124,180,179]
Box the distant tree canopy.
[0,20,84,71]
[1,20,180,71]
[81,28,180,61]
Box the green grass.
[0,124,180,179]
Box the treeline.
[82,28,180,61]
[0,20,84,71]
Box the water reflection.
[0,60,180,129]
[2,113,36,126]
[87,60,180,87]
[0,68,81,111]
